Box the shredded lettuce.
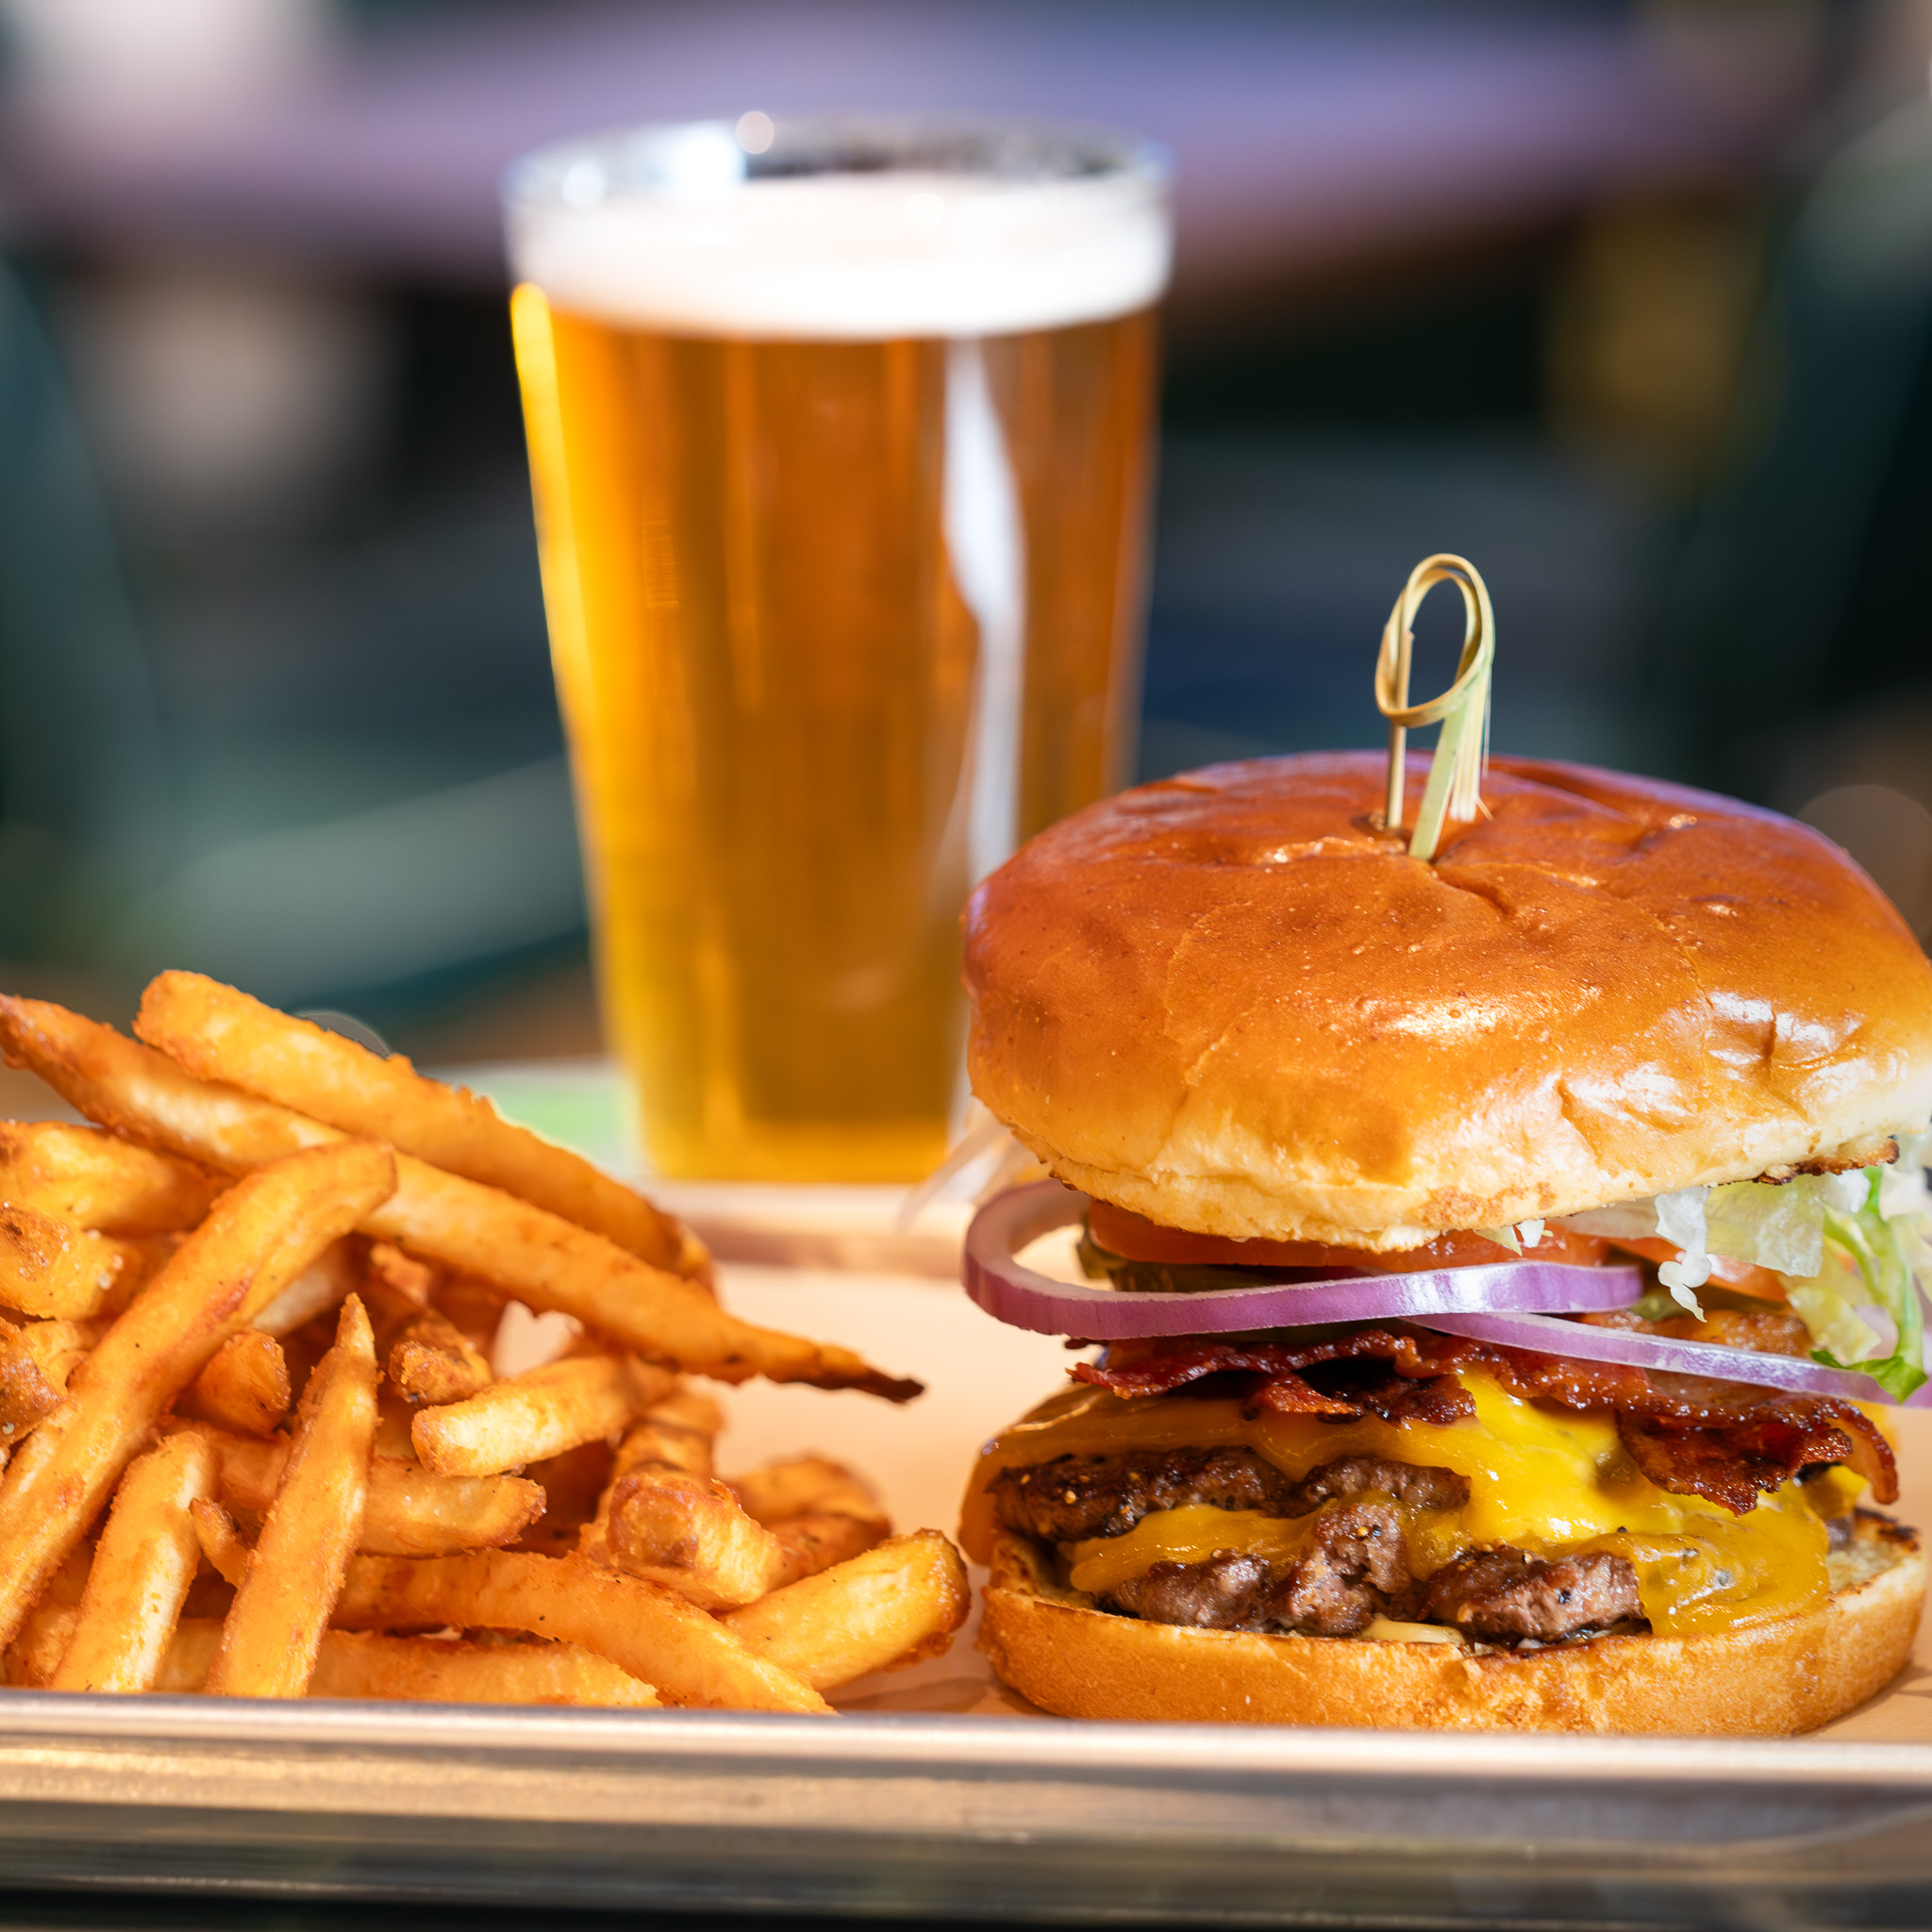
[1806,1165,1929,1401]
[1704,1177,1829,1278]
[1557,1156,1932,1394]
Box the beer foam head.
[506,117,1171,340]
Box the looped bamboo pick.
[1374,553,1495,863]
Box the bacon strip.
[1074,1327,1897,1509]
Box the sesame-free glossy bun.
[978,1521,1924,1734]
[963,754,1932,1248]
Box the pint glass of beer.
[507,117,1169,1181]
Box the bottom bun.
[979,1518,1925,1735]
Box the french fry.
[0,999,920,1400]
[189,1424,544,1556]
[190,1497,251,1587]
[0,1139,396,1652]
[0,1121,224,1235]
[597,1468,790,1610]
[309,1628,659,1706]
[249,1238,359,1339]
[333,1549,830,1713]
[411,1354,648,1477]
[0,1206,144,1319]
[179,1330,291,1436]
[51,1432,214,1691]
[2,1542,92,1684]
[576,1383,721,1554]
[143,1617,658,1706]
[138,973,699,1276]
[730,1455,890,1529]
[727,1456,891,1586]
[387,1310,491,1407]
[721,1531,971,1691]
[205,1294,378,1698]
[0,1317,96,1442]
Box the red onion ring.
[964,1181,1644,1340]
[1402,1308,1895,1403]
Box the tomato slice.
[1600,1236,1790,1304]
[1085,1199,1611,1273]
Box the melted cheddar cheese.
[961,1369,1874,1638]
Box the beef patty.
[991,1447,1468,1543]
[994,1446,1643,1643]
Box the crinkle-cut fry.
[179,1331,291,1436]
[412,1353,648,1477]
[729,1456,888,1530]
[0,1120,225,1236]
[0,1206,143,1320]
[188,1424,544,1557]
[138,973,700,1276]
[597,1469,791,1610]
[388,1310,491,1407]
[51,1431,214,1691]
[0,998,921,1401]
[333,1550,830,1713]
[0,1140,396,1653]
[191,1497,251,1588]
[206,1294,378,1698]
[722,1531,971,1692]
[0,1316,97,1443]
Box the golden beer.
[508,120,1168,1180]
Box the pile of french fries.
[0,974,966,1712]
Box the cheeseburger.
[958,752,1932,1733]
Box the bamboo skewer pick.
[1374,554,1496,863]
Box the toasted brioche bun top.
[963,752,1932,1248]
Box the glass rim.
[504,111,1172,213]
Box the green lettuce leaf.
[1806,1166,1928,1401]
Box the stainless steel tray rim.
[3,1688,1930,1790]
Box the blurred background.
[3,0,1932,1074]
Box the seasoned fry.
[576,1382,721,1558]
[0,1121,224,1235]
[51,1432,214,1692]
[190,1497,251,1587]
[249,1238,359,1339]
[312,1627,658,1706]
[412,1354,642,1477]
[0,1317,96,1441]
[334,1550,831,1713]
[722,1531,971,1691]
[179,1331,291,1436]
[206,1294,378,1698]
[730,1455,889,1529]
[597,1468,789,1610]
[0,1139,396,1652]
[0,999,919,1400]
[0,1206,143,1319]
[387,1310,491,1407]
[2,1542,92,1684]
[138,972,697,1275]
[189,1424,543,1556]
[725,1456,892,1586]
[142,1618,658,1706]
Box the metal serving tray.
[1,1695,1930,1926]
[3,1233,1928,1926]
